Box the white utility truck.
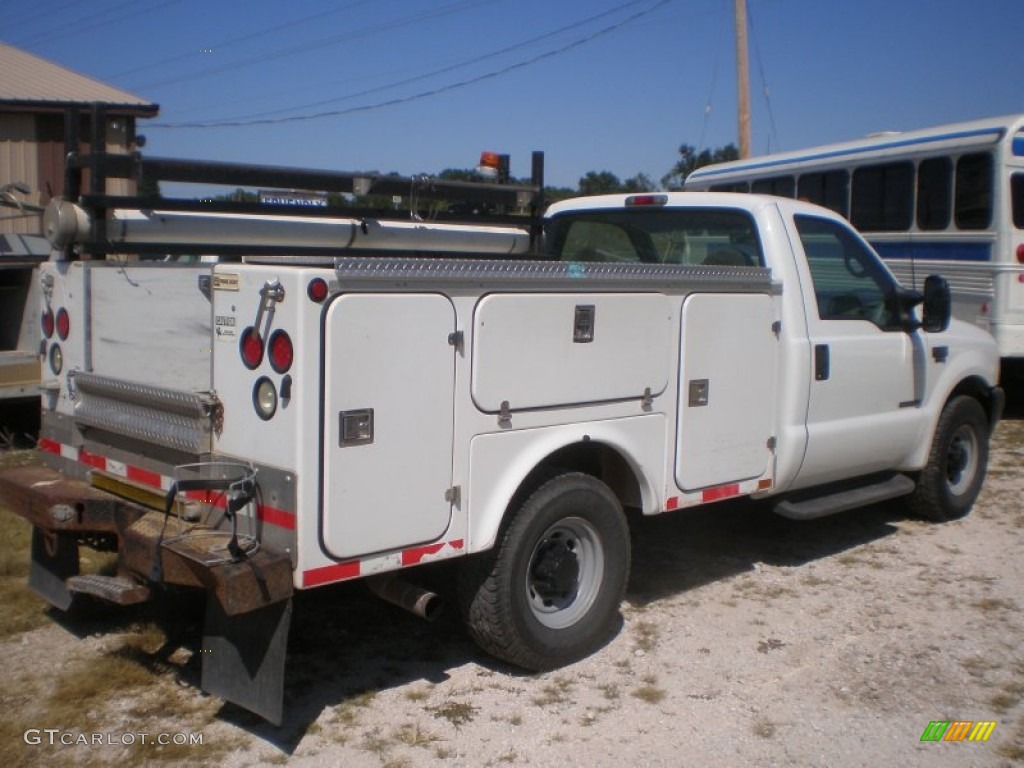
[0,150,1003,724]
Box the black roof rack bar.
[65,152,544,207]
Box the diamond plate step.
[67,574,151,605]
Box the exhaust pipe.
[366,575,444,622]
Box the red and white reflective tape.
[664,476,771,512]
[38,437,296,531]
[301,539,465,588]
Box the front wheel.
[457,473,630,671]
[909,396,989,522]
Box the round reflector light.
[42,309,54,338]
[253,376,277,420]
[1017,243,1024,264]
[239,327,263,369]
[49,344,63,375]
[307,278,329,302]
[56,308,70,340]
[268,330,293,373]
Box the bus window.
[752,176,796,198]
[709,182,750,193]
[955,153,993,230]
[917,156,952,230]
[798,170,849,216]
[851,161,913,232]
[1013,174,1024,229]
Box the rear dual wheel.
[458,473,630,671]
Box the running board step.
[774,474,916,521]
[67,574,151,605]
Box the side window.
[1012,173,1024,229]
[917,156,952,230]
[752,176,796,198]
[851,161,913,231]
[558,220,642,262]
[798,170,849,216]
[710,181,750,193]
[794,215,901,330]
[955,152,993,230]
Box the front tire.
[909,396,989,522]
[458,473,630,671]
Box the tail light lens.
[56,308,70,340]
[268,330,293,373]
[1017,243,1024,264]
[307,278,328,302]
[42,309,54,338]
[239,327,264,369]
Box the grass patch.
[752,717,777,738]
[0,578,49,639]
[632,619,660,652]
[531,676,574,707]
[395,721,439,749]
[430,699,477,727]
[631,675,667,704]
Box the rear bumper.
[0,463,292,614]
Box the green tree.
[622,173,656,193]
[661,143,739,190]
[578,171,623,196]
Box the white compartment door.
[321,293,456,559]
[675,293,777,491]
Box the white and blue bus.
[684,115,1024,370]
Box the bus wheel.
[909,396,989,522]
[457,473,630,671]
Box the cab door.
[320,293,456,559]
[787,214,926,489]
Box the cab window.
[794,215,901,330]
[545,208,763,266]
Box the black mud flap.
[29,528,79,611]
[201,597,292,725]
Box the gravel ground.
[1,406,1022,767]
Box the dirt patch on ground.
[1,417,1022,767]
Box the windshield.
[544,208,763,266]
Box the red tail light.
[268,330,293,373]
[56,308,70,340]
[307,278,328,302]
[42,309,54,338]
[239,327,263,369]
[1017,243,1024,264]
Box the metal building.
[0,43,158,236]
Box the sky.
[4,0,1023,191]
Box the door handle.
[814,344,830,381]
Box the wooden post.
[734,0,751,158]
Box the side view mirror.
[896,287,923,332]
[922,274,952,333]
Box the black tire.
[909,396,989,522]
[457,472,630,671]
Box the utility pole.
[734,0,751,158]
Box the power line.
[127,0,503,92]
[12,0,176,48]
[100,0,375,80]
[149,0,676,129]
[3,0,94,32]
[177,0,656,125]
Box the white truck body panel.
[470,292,671,412]
[322,293,456,559]
[676,293,777,490]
